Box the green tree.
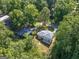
[9,9,26,30]
[24,4,39,26]
[34,0,48,11]
[50,12,79,59]
[0,24,41,59]
[54,0,76,24]
[0,0,11,14]
[39,7,50,25]
[0,22,13,48]
[0,0,28,14]
[46,0,56,10]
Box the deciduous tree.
[50,12,79,59]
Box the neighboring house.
[0,15,12,27]
[0,15,9,22]
[16,27,37,37]
[0,15,36,38]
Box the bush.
[0,0,28,14]
[54,0,76,24]
[9,9,26,30]
[0,22,13,48]
[0,24,41,59]
[24,4,39,26]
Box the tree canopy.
[50,11,79,59]
[53,0,76,24]
[0,0,79,59]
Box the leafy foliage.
[54,0,76,24]
[0,22,43,59]
[1,0,79,59]
[34,0,48,11]
[0,0,28,14]
[9,9,26,30]
[24,4,39,26]
[37,7,50,26]
[50,12,79,59]
[0,22,13,48]
[46,0,56,10]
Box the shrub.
[24,4,39,26]
[9,9,26,30]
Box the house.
[16,27,37,37]
[37,30,54,45]
[0,15,36,38]
[0,15,9,22]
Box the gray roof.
[37,30,54,45]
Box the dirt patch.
[33,37,49,54]
[32,36,56,54]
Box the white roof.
[0,15,9,22]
